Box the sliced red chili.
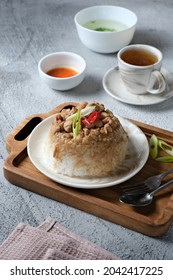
[88,111,101,123]
[81,117,91,126]
[82,111,101,126]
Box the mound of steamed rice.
[44,101,128,178]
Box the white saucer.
[103,66,173,105]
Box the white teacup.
[117,44,166,94]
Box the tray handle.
[5,114,44,154]
[5,102,79,154]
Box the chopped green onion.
[158,140,173,156]
[67,105,96,121]
[149,134,173,162]
[156,156,173,162]
[80,105,96,117]
[95,27,115,32]
[72,109,81,139]
[149,134,158,159]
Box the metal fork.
[121,168,173,195]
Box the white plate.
[103,66,173,105]
[27,114,149,189]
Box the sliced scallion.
[149,134,173,162]
[158,140,173,156]
[156,156,173,162]
[67,105,96,121]
[149,134,158,159]
[72,109,81,139]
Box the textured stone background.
[0,0,173,259]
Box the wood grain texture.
[4,103,173,237]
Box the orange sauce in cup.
[47,67,78,78]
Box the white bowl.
[74,5,137,54]
[38,52,86,91]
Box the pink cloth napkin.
[0,217,119,260]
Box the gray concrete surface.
[0,0,173,259]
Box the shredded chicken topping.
[50,101,124,144]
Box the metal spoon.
[119,178,173,206]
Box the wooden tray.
[4,102,173,237]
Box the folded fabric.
[0,217,119,260]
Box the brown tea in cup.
[121,49,158,66]
[117,44,166,94]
